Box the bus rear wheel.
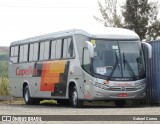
[115,100,126,107]
[70,86,83,108]
[23,85,40,105]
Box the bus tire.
[115,100,126,107]
[23,85,34,105]
[70,86,83,108]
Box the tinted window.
[19,45,24,62]
[29,44,34,61]
[19,45,28,62]
[44,41,50,60]
[33,43,39,61]
[62,38,74,59]
[10,46,19,63]
[39,42,45,60]
[11,47,15,56]
[23,44,28,62]
[29,43,39,61]
[14,46,19,56]
[67,38,74,58]
[56,39,62,59]
[63,39,68,58]
[39,41,50,60]
[51,40,56,59]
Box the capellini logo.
[114,83,132,86]
[16,66,37,76]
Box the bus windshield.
[93,40,145,78]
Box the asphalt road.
[0,103,160,124]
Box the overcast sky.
[0,0,157,46]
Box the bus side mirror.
[85,41,94,58]
[142,42,152,59]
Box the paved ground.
[0,103,160,124]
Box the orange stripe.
[40,60,66,92]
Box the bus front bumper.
[90,86,146,100]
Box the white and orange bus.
[9,27,151,107]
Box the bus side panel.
[9,60,70,98]
[8,63,35,97]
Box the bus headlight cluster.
[135,80,145,89]
[90,80,109,90]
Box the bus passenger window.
[39,41,50,60]
[23,44,28,62]
[67,38,74,58]
[44,41,50,60]
[63,39,68,58]
[62,38,74,59]
[39,42,45,60]
[19,45,28,62]
[33,43,38,61]
[19,45,24,62]
[10,46,19,63]
[29,43,39,61]
[55,39,62,59]
[29,44,34,61]
[51,40,56,59]
[11,47,15,56]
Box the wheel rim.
[24,89,29,102]
[72,90,78,106]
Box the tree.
[147,20,160,40]
[94,0,123,27]
[122,0,159,40]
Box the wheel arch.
[22,81,29,97]
[68,80,79,99]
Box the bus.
[9,27,152,107]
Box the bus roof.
[10,27,140,46]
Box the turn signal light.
[103,80,109,85]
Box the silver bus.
[9,27,152,107]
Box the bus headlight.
[135,80,145,89]
[90,80,109,90]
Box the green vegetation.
[0,98,24,105]
[40,100,57,105]
[95,0,160,40]
[0,77,9,95]
[0,48,9,96]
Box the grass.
[40,100,57,105]
[0,98,24,105]
[0,98,57,105]
[0,77,9,96]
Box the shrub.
[0,77,9,95]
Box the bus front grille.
[108,87,138,91]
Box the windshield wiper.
[123,52,126,70]
[108,52,119,80]
[123,52,136,77]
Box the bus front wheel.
[70,86,83,108]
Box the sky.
[0,0,102,46]
[0,0,157,46]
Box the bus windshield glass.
[93,40,145,78]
